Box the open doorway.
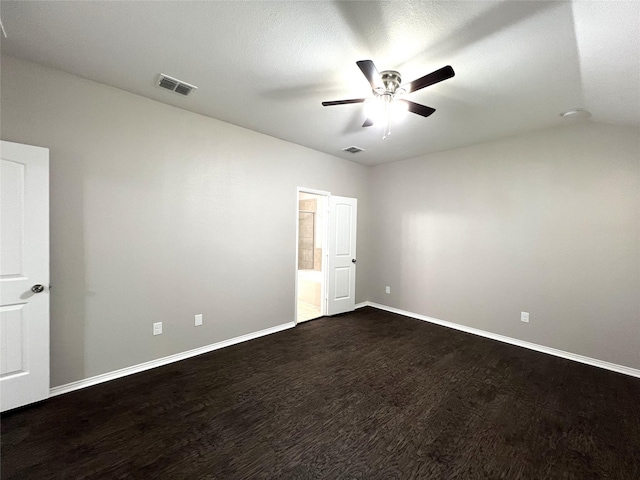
[296,190,327,323]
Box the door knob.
[351,259,357,264]
[31,284,45,293]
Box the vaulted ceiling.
[1,1,638,165]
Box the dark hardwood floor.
[2,306,640,479]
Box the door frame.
[294,187,330,324]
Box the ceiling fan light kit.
[322,60,455,139]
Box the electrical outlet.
[385,286,391,294]
[153,322,163,335]
[521,312,529,323]
[195,314,203,326]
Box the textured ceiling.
[1,1,638,166]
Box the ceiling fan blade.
[403,65,455,93]
[362,118,375,127]
[400,100,436,117]
[356,60,383,90]
[322,98,367,106]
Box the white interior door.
[1,140,50,412]
[327,195,357,316]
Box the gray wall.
[368,122,640,369]
[1,56,371,387]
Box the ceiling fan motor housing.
[377,70,403,97]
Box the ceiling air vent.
[157,74,197,97]
[342,146,365,154]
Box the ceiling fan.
[322,60,455,137]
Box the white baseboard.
[49,321,296,398]
[50,302,639,398]
[356,301,640,379]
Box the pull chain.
[382,95,392,139]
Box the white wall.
[1,55,371,387]
[368,122,640,369]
